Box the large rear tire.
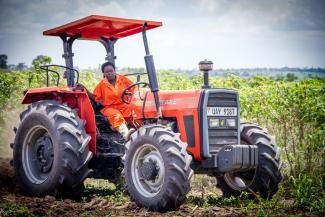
[122,125,193,212]
[216,123,282,199]
[13,100,92,198]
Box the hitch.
[202,144,258,172]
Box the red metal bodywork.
[130,89,203,160]
[22,87,204,160]
[22,87,97,154]
[43,15,162,40]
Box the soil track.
[0,157,242,217]
[0,157,318,217]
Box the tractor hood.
[131,89,202,120]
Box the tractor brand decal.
[147,99,177,106]
[160,99,177,105]
[134,99,177,107]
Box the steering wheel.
[123,72,147,82]
[121,82,149,104]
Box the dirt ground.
[0,157,244,217]
[0,157,318,217]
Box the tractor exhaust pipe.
[142,23,162,119]
[199,59,213,89]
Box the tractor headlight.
[209,118,236,128]
[226,118,236,127]
[209,118,220,128]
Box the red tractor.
[12,15,282,211]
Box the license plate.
[207,107,237,116]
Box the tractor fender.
[22,86,96,154]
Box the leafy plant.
[0,203,33,217]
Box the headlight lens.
[226,118,236,127]
[209,118,236,128]
[209,118,220,128]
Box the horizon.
[4,62,325,72]
[3,53,325,71]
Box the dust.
[0,106,22,194]
[0,105,26,159]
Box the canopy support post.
[60,34,80,87]
[100,37,118,65]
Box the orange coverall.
[93,75,134,129]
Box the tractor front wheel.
[13,100,92,198]
[122,125,193,212]
[216,123,282,199]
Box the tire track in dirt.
[0,157,318,217]
[0,157,242,217]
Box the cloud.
[0,0,324,68]
[0,0,71,34]
[74,0,126,17]
[198,0,230,13]
[196,0,325,33]
[0,0,168,35]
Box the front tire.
[122,125,193,212]
[13,100,92,197]
[216,123,282,199]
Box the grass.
[81,174,323,216]
[186,192,292,216]
[83,176,281,216]
[83,178,129,206]
[0,203,33,217]
[185,180,322,217]
[0,175,321,216]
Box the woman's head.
[101,62,116,81]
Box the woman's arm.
[75,83,96,102]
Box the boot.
[118,124,136,141]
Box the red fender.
[22,86,97,154]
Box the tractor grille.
[207,92,239,154]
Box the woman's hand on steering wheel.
[121,82,149,104]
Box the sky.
[0,0,325,70]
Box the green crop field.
[0,66,324,216]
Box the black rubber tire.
[122,125,193,212]
[216,122,282,199]
[13,100,92,198]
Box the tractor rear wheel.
[216,123,282,199]
[122,125,193,212]
[13,100,92,198]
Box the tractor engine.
[132,87,258,173]
[196,89,259,173]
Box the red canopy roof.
[43,15,162,40]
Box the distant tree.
[0,54,8,69]
[31,55,52,85]
[8,64,16,70]
[242,71,250,77]
[286,73,298,81]
[224,72,239,77]
[16,63,27,70]
[276,75,285,81]
[32,55,52,69]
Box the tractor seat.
[89,97,113,132]
[90,99,104,115]
[95,114,112,132]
